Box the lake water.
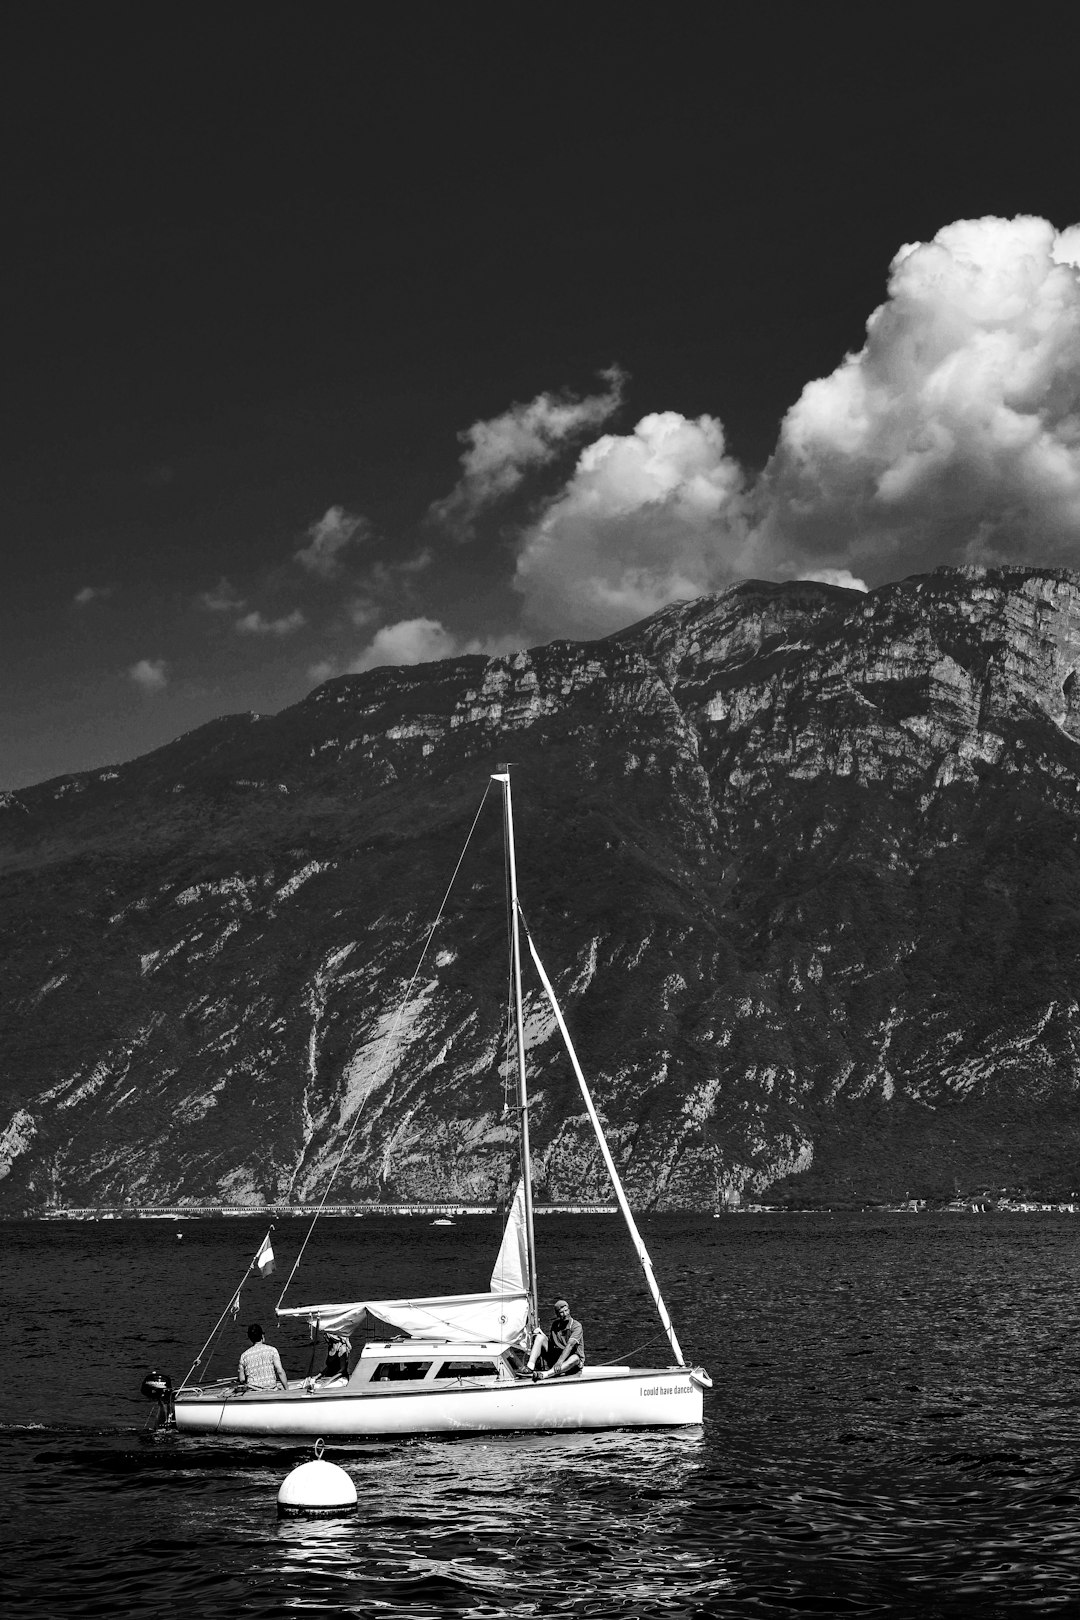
[3,1212,1080,1617]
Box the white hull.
[174,1366,706,1438]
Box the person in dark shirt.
[317,1333,351,1385]
[526,1298,585,1378]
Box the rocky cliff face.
[5,564,1080,1211]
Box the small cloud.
[129,658,168,692]
[307,618,522,679]
[350,616,459,671]
[430,367,627,536]
[73,585,114,607]
[393,547,433,577]
[796,569,868,591]
[199,578,246,613]
[295,505,370,578]
[235,609,307,636]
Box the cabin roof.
[358,1338,508,1357]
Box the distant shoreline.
[11,1197,1080,1220]
[21,1202,620,1220]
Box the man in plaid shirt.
[238,1323,289,1389]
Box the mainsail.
[276,1182,531,1344]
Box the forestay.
[276,1181,531,1343]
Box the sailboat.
[170,770,710,1437]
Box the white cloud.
[235,609,306,636]
[796,569,868,591]
[73,584,114,607]
[498,216,1080,639]
[295,506,370,577]
[430,368,626,534]
[755,215,1080,578]
[512,411,750,639]
[128,658,168,692]
[199,577,246,613]
[349,617,459,671]
[305,618,522,681]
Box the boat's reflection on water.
[268,1426,732,1615]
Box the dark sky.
[3,6,1077,788]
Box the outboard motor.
[140,1369,175,1429]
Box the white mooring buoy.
[277,1438,358,1519]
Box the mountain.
[5,564,1080,1212]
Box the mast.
[494,766,540,1329]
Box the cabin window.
[433,1360,499,1380]
[370,1360,433,1382]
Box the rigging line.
[502,932,515,1118]
[610,1333,669,1366]
[196,1311,234,1388]
[276,779,494,1309]
[179,1225,273,1390]
[501,808,515,1119]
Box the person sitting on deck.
[237,1322,289,1390]
[525,1298,585,1379]
[317,1332,351,1386]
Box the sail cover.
[276,1182,531,1344]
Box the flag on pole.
[256,1234,276,1277]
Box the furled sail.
[488,1179,529,1298]
[276,1182,530,1345]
